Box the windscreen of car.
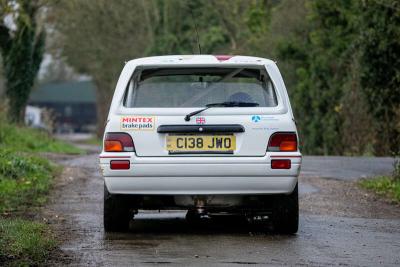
[123,67,278,108]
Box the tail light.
[268,132,297,152]
[110,160,130,170]
[104,133,134,152]
[271,159,291,169]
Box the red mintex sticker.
[120,116,155,130]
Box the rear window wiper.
[184,101,259,122]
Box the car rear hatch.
[115,66,289,157]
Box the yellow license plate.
[166,135,236,153]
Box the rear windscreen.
[124,67,278,108]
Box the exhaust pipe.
[194,197,206,215]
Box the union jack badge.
[195,117,206,124]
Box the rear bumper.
[100,154,301,195]
[105,176,298,195]
[101,163,300,177]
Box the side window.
[264,80,278,107]
[123,71,140,107]
[125,80,135,107]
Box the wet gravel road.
[301,156,395,181]
[44,149,400,266]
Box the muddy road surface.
[43,147,400,266]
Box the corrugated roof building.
[29,81,97,133]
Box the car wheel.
[103,183,132,232]
[272,183,299,234]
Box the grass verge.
[0,121,82,154]
[0,150,58,213]
[0,218,56,266]
[360,176,400,204]
[0,120,82,265]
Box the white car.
[100,55,302,233]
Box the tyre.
[103,183,132,232]
[272,183,299,234]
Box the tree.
[274,0,400,156]
[145,0,230,55]
[53,0,399,155]
[0,55,4,97]
[0,0,45,123]
[357,0,400,155]
[275,0,374,155]
[295,0,360,155]
[53,0,254,136]
[52,0,153,136]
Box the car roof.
[126,55,276,67]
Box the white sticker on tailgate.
[120,116,155,130]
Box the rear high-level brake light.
[104,133,134,152]
[268,132,297,152]
[271,159,291,169]
[110,160,130,170]
[215,55,233,61]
